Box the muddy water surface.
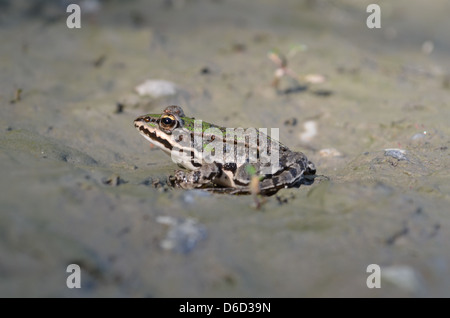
[1,0,449,296]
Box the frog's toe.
[171,170,192,189]
[174,170,186,180]
[172,169,216,189]
[306,161,316,175]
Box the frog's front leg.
[172,163,223,189]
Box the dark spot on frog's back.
[223,163,237,173]
[193,170,201,182]
[191,160,202,168]
[214,162,223,179]
[271,176,280,185]
[287,167,299,178]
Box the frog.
[134,105,316,195]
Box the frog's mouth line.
[135,121,206,170]
[136,124,173,151]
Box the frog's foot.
[171,163,222,190]
[305,160,316,175]
[258,154,315,195]
[258,170,305,195]
[172,170,209,189]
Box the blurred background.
[1,0,449,297]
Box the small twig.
[93,54,107,67]
[10,88,22,104]
[267,50,299,89]
[250,175,261,209]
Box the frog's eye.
[160,114,177,129]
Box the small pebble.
[411,132,426,140]
[304,73,326,84]
[135,79,177,98]
[299,120,317,142]
[156,216,207,254]
[284,118,297,126]
[200,67,211,75]
[382,265,421,293]
[115,102,124,114]
[319,148,342,157]
[384,148,408,161]
[102,175,126,186]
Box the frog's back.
[135,105,316,195]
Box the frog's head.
[134,105,186,154]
